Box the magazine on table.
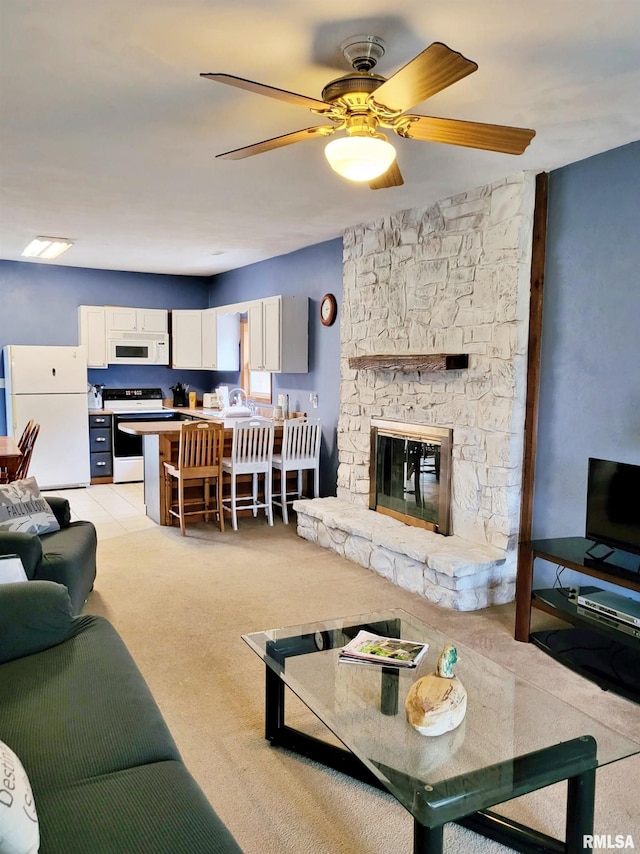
[339,630,429,668]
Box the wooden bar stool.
[163,421,225,536]
[272,417,321,524]
[221,417,274,531]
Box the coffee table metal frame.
[243,610,628,854]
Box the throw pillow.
[0,478,60,536]
[0,739,39,854]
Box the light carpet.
[84,518,640,853]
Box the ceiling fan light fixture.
[324,134,396,182]
[339,35,386,72]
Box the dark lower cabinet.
[89,413,113,483]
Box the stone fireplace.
[295,171,536,610]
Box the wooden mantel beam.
[348,354,469,372]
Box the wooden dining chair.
[163,421,225,536]
[18,420,36,450]
[13,421,41,481]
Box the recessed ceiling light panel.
[21,237,74,260]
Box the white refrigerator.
[3,345,91,489]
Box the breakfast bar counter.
[119,414,287,526]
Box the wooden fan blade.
[201,73,328,111]
[401,115,536,154]
[371,43,477,115]
[369,161,404,190]
[216,126,336,160]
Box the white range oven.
[102,387,181,483]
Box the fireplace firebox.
[370,419,453,534]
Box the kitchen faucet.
[228,387,248,407]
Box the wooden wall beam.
[515,171,549,641]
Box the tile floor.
[44,482,156,541]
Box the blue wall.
[0,237,343,495]
[532,141,640,594]
[0,261,211,433]
[211,238,343,496]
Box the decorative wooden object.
[348,354,468,372]
[405,644,467,736]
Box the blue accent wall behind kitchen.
[210,238,343,497]
[0,261,210,433]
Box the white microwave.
[107,331,170,365]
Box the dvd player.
[576,605,640,639]
[577,589,640,628]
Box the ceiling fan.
[201,36,535,190]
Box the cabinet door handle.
[94,418,106,423]
[96,437,106,442]
[96,461,106,467]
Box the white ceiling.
[1,2,639,278]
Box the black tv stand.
[515,537,640,704]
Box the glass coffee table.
[243,609,640,854]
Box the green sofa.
[0,581,242,853]
[0,496,96,613]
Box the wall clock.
[320,293,337,327]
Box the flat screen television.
[586,458,640,557]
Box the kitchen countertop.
[118,416,259,434]
[165,405,303,421]
[118,407,301,435]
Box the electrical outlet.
[309,393,318,409]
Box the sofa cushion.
[35,521,97,614]
[0,581,75,665]
[0,478,60,536]
[34,761,242,854]
[0,738,39,854]
[0,615,181,790]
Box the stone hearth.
[303,172,536,610]
[294,498,508,610]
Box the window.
[240,317,272,403]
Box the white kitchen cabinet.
[248,295,308,373]
[202,309,240,370]
[105,306,168,333]
[78,305,108,368]
[172,309,240,370]
[201,309,217,369]
[171,310,203,369]
[247,300,267,370]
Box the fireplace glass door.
[376,436,442,525]
[370,420,452,534]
